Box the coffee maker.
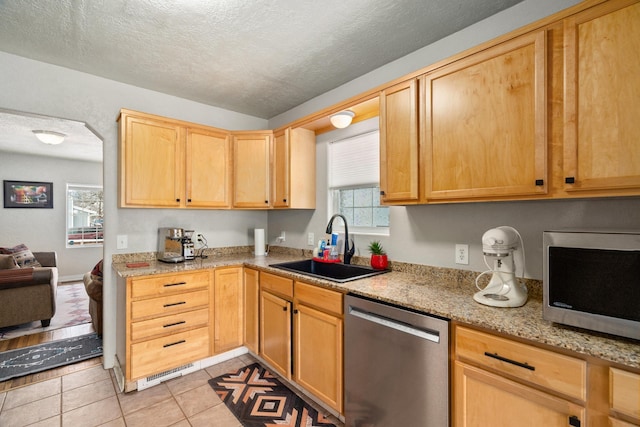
[157,227,185,263]
[182,230,195,260]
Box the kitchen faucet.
[325,214,355,264]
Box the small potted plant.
[368,240,388,270]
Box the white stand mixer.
[474,226,528,308]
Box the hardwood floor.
[0,322,102,392]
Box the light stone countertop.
[113,249,640,370]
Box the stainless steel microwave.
[543,230,640,341]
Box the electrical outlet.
[455,244,469,265]
[307,232,315,246]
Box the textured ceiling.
[0,0,523,120]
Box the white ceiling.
[0,0,523,162]
[0,109,103,163]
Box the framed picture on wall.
[3,180,53,208]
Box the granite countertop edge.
[112,252,640,370]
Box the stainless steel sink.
[269,259,389,283]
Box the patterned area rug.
[0,333,102,382]
[209,363,337,427]
[0,282,91,340]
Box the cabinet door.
[233,132,272,208]
[454,361,585,427]
[243,267,259,354]
[119,113,184,207]
[273,128,316,209]
[423,31,547,200]
[186,127,231,208]
[563,1,640,192]
[293,302,343,413]
[213,267,243,353]
[259,290,291,378]
[380,79,419,203]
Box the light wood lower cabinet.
[610,367,640,425]
[293,281,343,414]
[454,361,585,427]
[119,270,212,386]
[213,267,244,354]
[243,267,259,354]
[454,325,586,426]
[260,285,292,378]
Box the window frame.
[66,183,104,248]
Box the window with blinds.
[328,131,389,235]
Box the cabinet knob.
[265,200,269,204]
[380,190,386,196]
[282,306,287,312]
[283,199,287,203]
[568,415,581,427]
[293,309,299,314]
[187,198,192,202]
[176,198,181,202]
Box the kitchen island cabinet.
[421,30,547,201]
[232,130,272,209]
[562,0,640,195]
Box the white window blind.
[329,131,380,188]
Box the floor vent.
[137,361,200,391]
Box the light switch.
[117,234,128,249]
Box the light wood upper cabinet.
[213,267,244,354]
[232,131,272,208]
[119,112,184,207]
[118,109,231,208]
[379,79,419,204]
[563,0,640,193]
[422,31,548,201]
[272,127,316,209]
[186,127,232,208]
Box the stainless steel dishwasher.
[344,294,449,427]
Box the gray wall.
[0,51,269,368]
[0,152,103,281]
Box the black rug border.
[0,333,103,382]
[209,362,337,427]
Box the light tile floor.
[0,354,344,427]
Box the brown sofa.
[0,252,58,328]
[83,270,102,336]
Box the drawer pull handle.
[163,301,186,308]
[569,415,581,427]
[484,351,535,371]
[164,281,187,287]
[163,320,186,328]
[163,340,186,348]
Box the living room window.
[328,130,389,235]
[66,183,104,247]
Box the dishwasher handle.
[348,305,441,343]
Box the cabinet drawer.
[130,308,209,342]
[610,368,640,420]
[131,289,209,321]
[130,271,209,299]
[295,281,343,316]
[260,272,293,298]
[456,326,586,400]
[130,326,210,380]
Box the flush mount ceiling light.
[32,130,66,145]
[330,110,355,129]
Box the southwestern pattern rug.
[0,333,102,382]
[209,362,337,427]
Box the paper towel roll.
[254,228,265,256]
